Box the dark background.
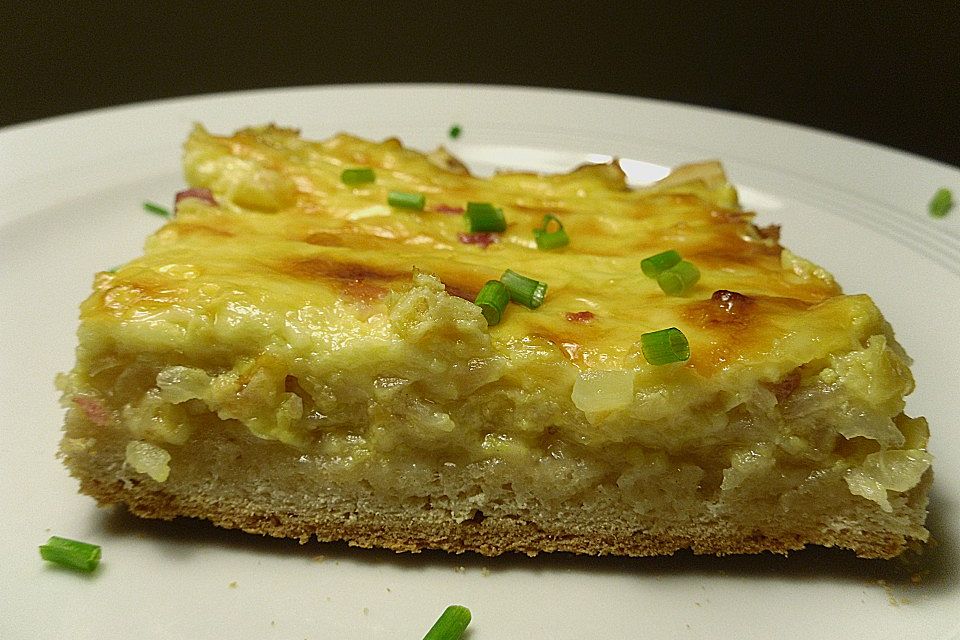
[2,3,957,166]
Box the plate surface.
[1,84,958,640]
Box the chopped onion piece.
[571,370,634,413]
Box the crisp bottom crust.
[63,440,931,560]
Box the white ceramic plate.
[1,85,958,640]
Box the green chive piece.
[640,249,682,278]
[340,168,376,185]
[929,187,953,218]
[423,605,472,640]
[657,260,701,296]
[388,191,426,210]
[534,214,570,249]
[475,280,510,326]
[640,327,690,365]
[465,202,507,232]
[143,201,171,218]
[448,124,462,139]
[39,536,102,573]
[501,269,547,309]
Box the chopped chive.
[465,202,507,232]
[475,280,510,326]
[640,327,690,365]
[929,187,953,218]
[388,190,426,210]
[143,201,171,218]
[657,260,700,296]
[640,249,682,278]
[423,605,471,640]
[448,124,462,139]
[534,214,570,249]
[341,168,376,185]
[458,231,498,248]
[39,536,101,573]
[501,269,547,309]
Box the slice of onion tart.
[57,125,932,559]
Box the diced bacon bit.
[755,224,781,241]
[457,232,498,249]
[73,396,111,427]
[565,311,595,323]
[430,203,465,214]
[770,369,802,403]
[442,282,477,302]
[175,187,218,207]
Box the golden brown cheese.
[105,126,837,369]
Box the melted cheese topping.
[65,125,929,506]
[97,125,841,370]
